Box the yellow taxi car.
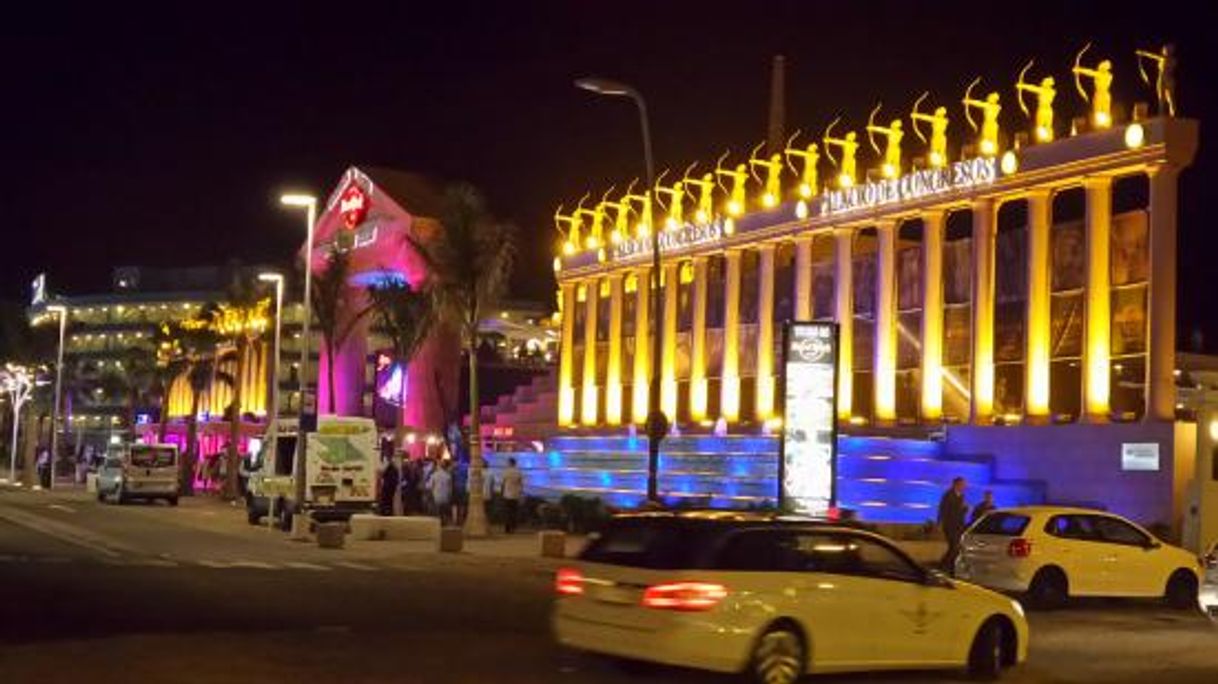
[553,512,1027,683]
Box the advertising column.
[779,322,839,516]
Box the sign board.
[1121,442,1161,472]
[779,322,839,515]
[30,273,46,306]
[305,415,378,504]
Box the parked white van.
[96,443,180,506]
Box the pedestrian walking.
[937,476,969,573]
[428,460,454,525]
[378,455,400,517]
[400,458,421,515]
[971,489,996,524]
[501,457,524,534]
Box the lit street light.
[575,76,666,503]
[279,192,317,537]
[0,364,46,486]
[45,304,68,490]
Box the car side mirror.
[924,569,954,588]
[1144,541,1162,551]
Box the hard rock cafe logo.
[339,183,370,230]
[790,335,832,364]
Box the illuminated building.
[494,48,1203,529]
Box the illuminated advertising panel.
[780,322,839,516]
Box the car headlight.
[1011,599,1025,618]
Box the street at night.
[1,487,1214,683]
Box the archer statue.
[866,104,904,179]
[748,143,784,208]
[1136,44,1177,117]
[1017,59,1056,143]
[963,78,1001,156]
[911,93,949,168]
[1073,43,1114,129]
[783,132,820,199]
[715,152,749,216]
[822,118,859,188]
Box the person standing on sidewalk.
[937,476,969,573]
[971,489,996,524]
[428,460,454,525]
[501,457,524,534]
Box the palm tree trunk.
[183,391,200,496]
[225,343,245,500]
[157,393,169,444]
[326,339,337,415]
[464,329,488,537]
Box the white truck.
[246,416,379,528]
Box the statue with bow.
[911,92,949,169]
[653,169,687,231]
[714,151,749,217]
[866,103,904,179]
[963,77,1001,156]
[748,142,784,208]
[554,198,585,255]
[822,118,860,188]
[783,131,819,199]
[1017,59,1056,143]
[1073,42,1114,129]
[681,163,716,224]
[1136,44,1176,117]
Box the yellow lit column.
[689,257,710,421]
[794,236,812,320]
[721,250,742,421]
[920,210,945,421]
[1082,177,1112,421]
[605,273,624,425]
[631,266,651,424]
[581,278,600,425]
[661,262,679,421]
[1146,165,1179,422]
[874,221,897,423]
[834,228,854,420]
[970,198,996,423]
[557,282,577,426]
[1024,190,1052,420]
[756,245,776,420]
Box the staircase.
[483,433,1045,525]
[473,369,559,442]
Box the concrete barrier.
[85,473,98,494]
[316,522,346,549]
[538,530,566,558]
[437,526,463,553]
[348,515,441,542]
[349,514,386,541]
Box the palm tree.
[311,248,371,414]
[172,308,234,495]
[215,276,271,500]
[367,278,435,446]
[406,183,516,537]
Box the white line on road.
[282,561,331,571]
[331,561,379,571]
[46,504,76,514]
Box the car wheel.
[168,496,179,507]
[1164,570,1199,611]
[247,508,262,525]
[967,619,1005,680]
[750,623,805,684]
[96,488,106,503]
[1025,567,1068,610]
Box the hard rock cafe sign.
[339,183,370,229]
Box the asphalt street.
[1,487,1216,684]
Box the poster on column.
[780,322,839,516]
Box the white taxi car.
[553,512,1027,683]
[955,506,1203,610]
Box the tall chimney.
[766,55,786,156]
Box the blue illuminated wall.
[483,434,1045,524]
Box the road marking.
[130,558,179,568]
[0,505,127,558]
[33,556,71,564]
[46,504,76,514]
[332,561,379,571]
[224,560,277,569]
[283,561,330,571]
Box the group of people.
[376,453,525,533]
[937,477,996,571]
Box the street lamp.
[576,76,666,503]
[45,304,68,490]
[258,272,284,529]
[279,192,317,536]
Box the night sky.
[3,2,1216,343]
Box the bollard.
[316,522,346,549]
[437,526,463,553]
[538,530,566,558]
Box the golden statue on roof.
[911,93,949,169]
[715,152,749,216]
[866,104,904,179]
[554,202,583,255]
[783,131,819,199]
[682,165,716,224]
[963,78,1001,156]
[653,170,686,230]
[1137,44,1177,117]
[1016,59,1056,143]
[748,143,784,208]
[1073,43,1113,129]
[822,118,859,188]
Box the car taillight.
[555,567,584,596]
[1007,538,1032,558]
[641,582,728,611]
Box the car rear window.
[129,448,176,469]
[971,512,1030,536]
[579,519,721,569]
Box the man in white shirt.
[501,457,524,534]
